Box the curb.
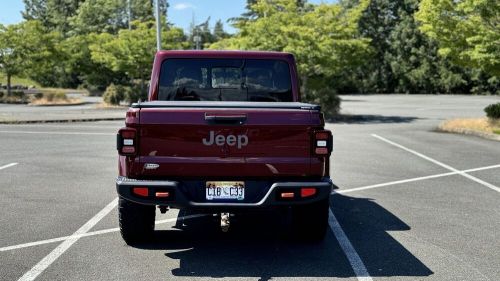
[436,127,500,142]
[0,117,125,125]
[27,102,88,107]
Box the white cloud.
[173,3,196,10]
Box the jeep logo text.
[202,131,248,149]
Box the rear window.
[158,58,292,102]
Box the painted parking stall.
[1,95,499,280]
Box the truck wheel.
[292,199,329,241]
[119,198,155,245]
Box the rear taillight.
[133,187,148,197]
[313,130,332,156]
[117,127,137,156]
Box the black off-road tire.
[292,198,330,241]
[119,198,156,245]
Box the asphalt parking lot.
[0,94,499,281]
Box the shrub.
[484,103,500,119]
[43,90,67,102]
[303,88,341,119]
[103,84,124,105]
[34,92,43,99]
[11,91,26,99]
[125,84,148,104]
[0,91,29,104]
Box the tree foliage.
[416,0,500,76]
[90,20,188,102]
[23,0,84,35]
[1,0,497,108]
[211,0,371,115]
[0,20,62,93]
[336,0,498,94]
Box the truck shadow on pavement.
[135,194,433,279]
[329,114,420,124]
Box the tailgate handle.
[205,114,247,125]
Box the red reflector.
[301,188,317,198]
[315,132,329,140]
[122,146,135,154]
[121,130,135,139]
[133,187,148,197]
[280,192,294,198]
[155,191,170,198]
[315,147,328,155]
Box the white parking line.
[0,130,113,136]
[17,198,118,281]
[0,124,120,129]
[0,214,206,253]
[329,209,373,281]
[372,134,500,193]
[334,164,500,194]
[0,162,18,170]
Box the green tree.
[23,0,84,35]
[348,0,401,93]
[90,21,188,103]
[385,0,466,93]
[0,21,61,94]
[213,19,229,41]
[0,24,24,95]
[211,0,371,115]
[70,0,128,35]
[416,0,500,76]
[60,34,129,91]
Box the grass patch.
[29,90,82,106]
[0,73,41,88]
[0,91,29,104]
[439,117,500,139]
[1,88,86,105]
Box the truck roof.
[155,50,295,60]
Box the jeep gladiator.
[116,50,333,244]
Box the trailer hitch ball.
[159,206,169,214]
[221,212,230,232]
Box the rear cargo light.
[313,130,332,156]
[280,192,295,199]
[133,187,148,197]
[300,187,317,198]
[117,127,137,156]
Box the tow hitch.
[220,212,231,232]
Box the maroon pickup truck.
[116,50,333,244]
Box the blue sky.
[0,0,334,33]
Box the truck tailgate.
[133,103,324,178]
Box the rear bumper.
[116,176,333,210]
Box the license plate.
[206,181,244,200]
